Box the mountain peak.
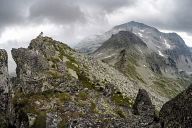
[113,21,158,31]
[95,31,147,53]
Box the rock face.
[159,84,192,128]
[133,89,154,115]
[132,89,158,127]
[11,36,79,94]
[0,49,9,127]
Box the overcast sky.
[1,0,192,72]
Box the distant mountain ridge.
[76,21,192,74]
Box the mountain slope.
[76,21,192,74]
[93,30,192,100]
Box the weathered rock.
[159,84,192,128]
[132,89,157,127]
[0,49,9,127]
[133,89,154,115]
[11,35,74,94]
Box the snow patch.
[104,54,116,59]
[138,33,143,37]
[158,50,164,57]
[140,29,145,32]
[138,47,143,54]
[97,53,103,56]
[164,39,171,49]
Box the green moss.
[112,93,132,107]
[47,70,63,79]
[58,92,71,102]
[90,101,96,112]
[31,112,46,128]
[13,91,29,107]
[58,121,68,128]
[153,81,166,88]
[78,92,88,101]
[77,71,95,89]
[116,109,125,118]
[48,56,60,63]
[55,44,76,63]
[66,61,78,71]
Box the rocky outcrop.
[11,35,75,94]
[132,89,160,127]
[133,89,154,115]
[159,84,192,128]
[0,49,9,127]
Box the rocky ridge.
[0,35,192,127]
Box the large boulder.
[133,89,154,115]
[159,84,192,128]
[132,89,159,127]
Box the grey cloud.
[169,0,192,33]
[78,0,137,12]
[29,0,86,24]
[0,0,136,30]
[0,0,30,29]
[140,0,192,34]
[0,0,192,38]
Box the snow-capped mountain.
[75,21,192,74]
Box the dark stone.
[159,84,192,128]
[133,89,154,115]
[132,89,157,127]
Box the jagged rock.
[132,89,157,127]
[159,84,192,128]
[133,89,154,115]
[12,48,49,79]
[11,36,75,94]
[0,49,9,127]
